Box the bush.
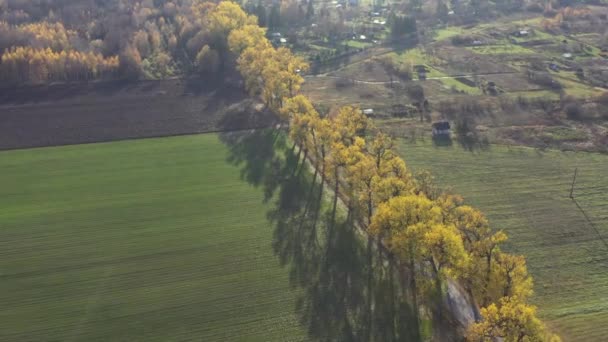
[526,3,544,12]
[533,96,557,114]
[406,84,425,100]
[334,77,353,88]
[530,72,562,90]
[594,92,608,106]
[565,102,584,120]
[451,34,475,46]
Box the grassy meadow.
[0,131,423,342]
[396,139,608,341]
[0,133,310,341]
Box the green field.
[0,133,310,341]
[0,131,425,341]
[396,139,608,341]
[466,44,535,55]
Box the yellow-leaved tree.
[467,296,561,342]
[282,95,320,165]
[227,24,270,55]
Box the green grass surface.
[434,27,466,41]
[0,133,308,341]
[345,40,372,49]
[466,44,535,55]
[0,131,428,342]
[393,49,481,94]
[396,139,608,342]
[554,72,604,98]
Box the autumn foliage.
[0,0,294,83]
[1,46,118,83]
[209,2,559,339]
[0,1,560,340]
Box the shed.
[549,63,559,71]
[432,121,451,137]
[417,69,427,80]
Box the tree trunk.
[430,258,443,323]
[366,235,374,341]
[331,173,339,228]
[408,251,421,339]
[388,253,397,340]
[482,252,493,307]
[297,148,308,177]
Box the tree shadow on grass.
[456,133,491,153]
[220,129,421,341]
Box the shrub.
[406,84,425,100]
[451,34,475,46]
[334,77,353,88]
[530,72,563,90]
[526,3,544,12]
[594,92,608,106]
[565,102,583,120]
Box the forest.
[0,0,258,83]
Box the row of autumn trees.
[279,100,560,342]
[219,2,560,341]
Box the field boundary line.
[572,198,608,251]
[0,125,276,152]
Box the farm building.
[432,121,451,137]
[514,30,529,37]
[414,65,428,80]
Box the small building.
[486,81,497,95]
[391,104,408,117]
[362,108,374,116]
[549,63,559,72]
[432,121,451,137]
[414,65,428,80]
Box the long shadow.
[456,133,490,153]
[220,129,421,341]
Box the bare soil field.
[0,78,274,150]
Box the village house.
[432,121,451,137]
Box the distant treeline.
[0,0,267,84]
